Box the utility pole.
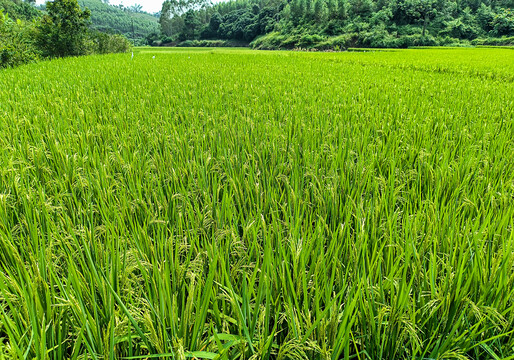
[132,18,136,45]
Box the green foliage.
[0,47,513,359]
[0,0,39,20]
[491,7,514,36]
[184,9,201,39]
[154,0,514,49]
[0,10,39,68]
[251,28,442,49]
[77,0,159,45]
[0,0,132,69]
[471,35,514,45]
[88,31,132,53]
[159,0,210,37]
[178,38,248,46]
[35,0,91,57]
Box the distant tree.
[290,0,304,25]
[337,0,348,20]
[476,3,495,32]
[209,11,222,32]
[36,0,91,57]
[402,0,437,36]
[313,0,325,22]
[326,0,337,19]
[159,0,208,36]
[491,7,514,36]
[348,0,374,19]
[304,0,313,21]
[183,9,200,38]
[159,0,173,35]
[257,6,277,33]
[160,0,210,37]
[130,4,143,13]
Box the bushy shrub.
[361,28,401,48]
[89,31,131,54]
[399,34,439,47]
[279,34,300,48]
[439,18,479,40]
[471,36,514,45]
[178,39,248,47]
[0,11,39,68]
[298,33,324,47]
[314,34,352,50]
[251,32,288,49]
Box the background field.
[0,48,513,359]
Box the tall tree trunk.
[423,12,427,36]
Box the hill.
[77,0,159,44]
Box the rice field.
[0,47,513,360]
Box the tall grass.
[0,48,513,359]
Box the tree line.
[0,0,131,69]
[151,0,514,48]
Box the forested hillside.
[155,0,514,48]
[77,0,159,45]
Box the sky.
[35,0,164,13]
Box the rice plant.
[0,47,513,359]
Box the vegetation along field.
[0,47,513,359]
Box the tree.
[160,0,209,37]
[130,4,143,13]
[348,0,374,19]
[337,0,348,20]
[209,11,222,33]
[402,0,437,36]
[304,0,313,21]
[36,0,91,57]
[290,0,304,25]
[159,0,173,35]
[491,7,514,36]
[183,9,200,39]
[326,0,337,19]
[313,0,325,22]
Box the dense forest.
[0,0,131,68]
[153,0,514,48]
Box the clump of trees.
[0,0,131,69]
[149,0,514,49]
[36,0,92,57]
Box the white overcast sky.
[36,0,164,13]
